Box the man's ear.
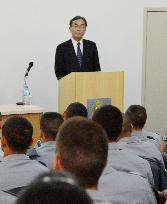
[1,136,7,151]
[63,111,67,120]
[39,130,45,142]
[69,26,72,33]
[116,128,124,142]
[53,153,63,172]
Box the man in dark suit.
[54,16,101,80]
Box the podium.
[58,72,124,114]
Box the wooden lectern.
[58,72,124,114]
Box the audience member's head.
[63,102,88,120]
[2,116,33,155]
[40,112,64,142]
[54,117,108,189]
[125,105,147,130]
[16,171,93,204]
[92,105,123,142]
[119,113,133,139]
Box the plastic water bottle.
[22,82,31,105]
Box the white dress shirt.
[71,38,83,55]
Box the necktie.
[77,42,82,68]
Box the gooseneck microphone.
[25,62,33,77]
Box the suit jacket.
[54,39,101,79]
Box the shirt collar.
[3,154,29,161]
[71,38,83,47]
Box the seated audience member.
[160,129,167,153]
[16,171,93,204]
[118,105,164,165]
[53,117,158,204]
[0,116,48,191]
[160,129,167,171]
[125,105,161,148]
[63,102,88,120]
[27,112,63,167]
[158,190,167,204]
[92,105,154,186]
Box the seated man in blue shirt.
[53,117,158,204]
[92,105,154,186]
[27,112,64,168]
[0,116,48,191]
[63,102,88,120]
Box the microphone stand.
[16,63,33,105]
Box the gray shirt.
[87,189,113,204]
[105,143,154,185]
[142,129,162,149]
[99,171,158,204]
[0,154,48,190]
[35,141,56,168]
[118,135,164,166]
[0,191,16,204]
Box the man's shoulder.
[83,39,96,46]
[57,39,72,49]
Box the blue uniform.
[118,135,164,166]
[105,143,154,185]
[99,171,158,204]
[0,154,48,190]
[27,141,55,168]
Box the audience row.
[0,103,167,203]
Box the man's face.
[69,19,86,41]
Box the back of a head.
[40,112,64,140]
[56,117,108,188]
[2,116,33,152]
[120,114,133,139]
[92,105,123,142]
[125,105,147,129]
[65,102,88,119]
[16,172,93,204]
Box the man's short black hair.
[125,105,147,129]
[40,112,64,139]
[56,117,108,188]
[92,105,123,142]
[2,116,33,152]
[122,114,132,134]
[69,16,87,27]
[16,172,93,204]
[65,102,88,119]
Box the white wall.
[0,0,167,111]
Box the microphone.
[25,62,33,77]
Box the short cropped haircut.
[2,116,33,152]
[40,112,64,139]
[125,105,147,129]
[69,16,87,27]
[56,117,108,188]
[65,102,88,119]
[122,114,132,134]
[92,105,123,142]
[16,171,93,204]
